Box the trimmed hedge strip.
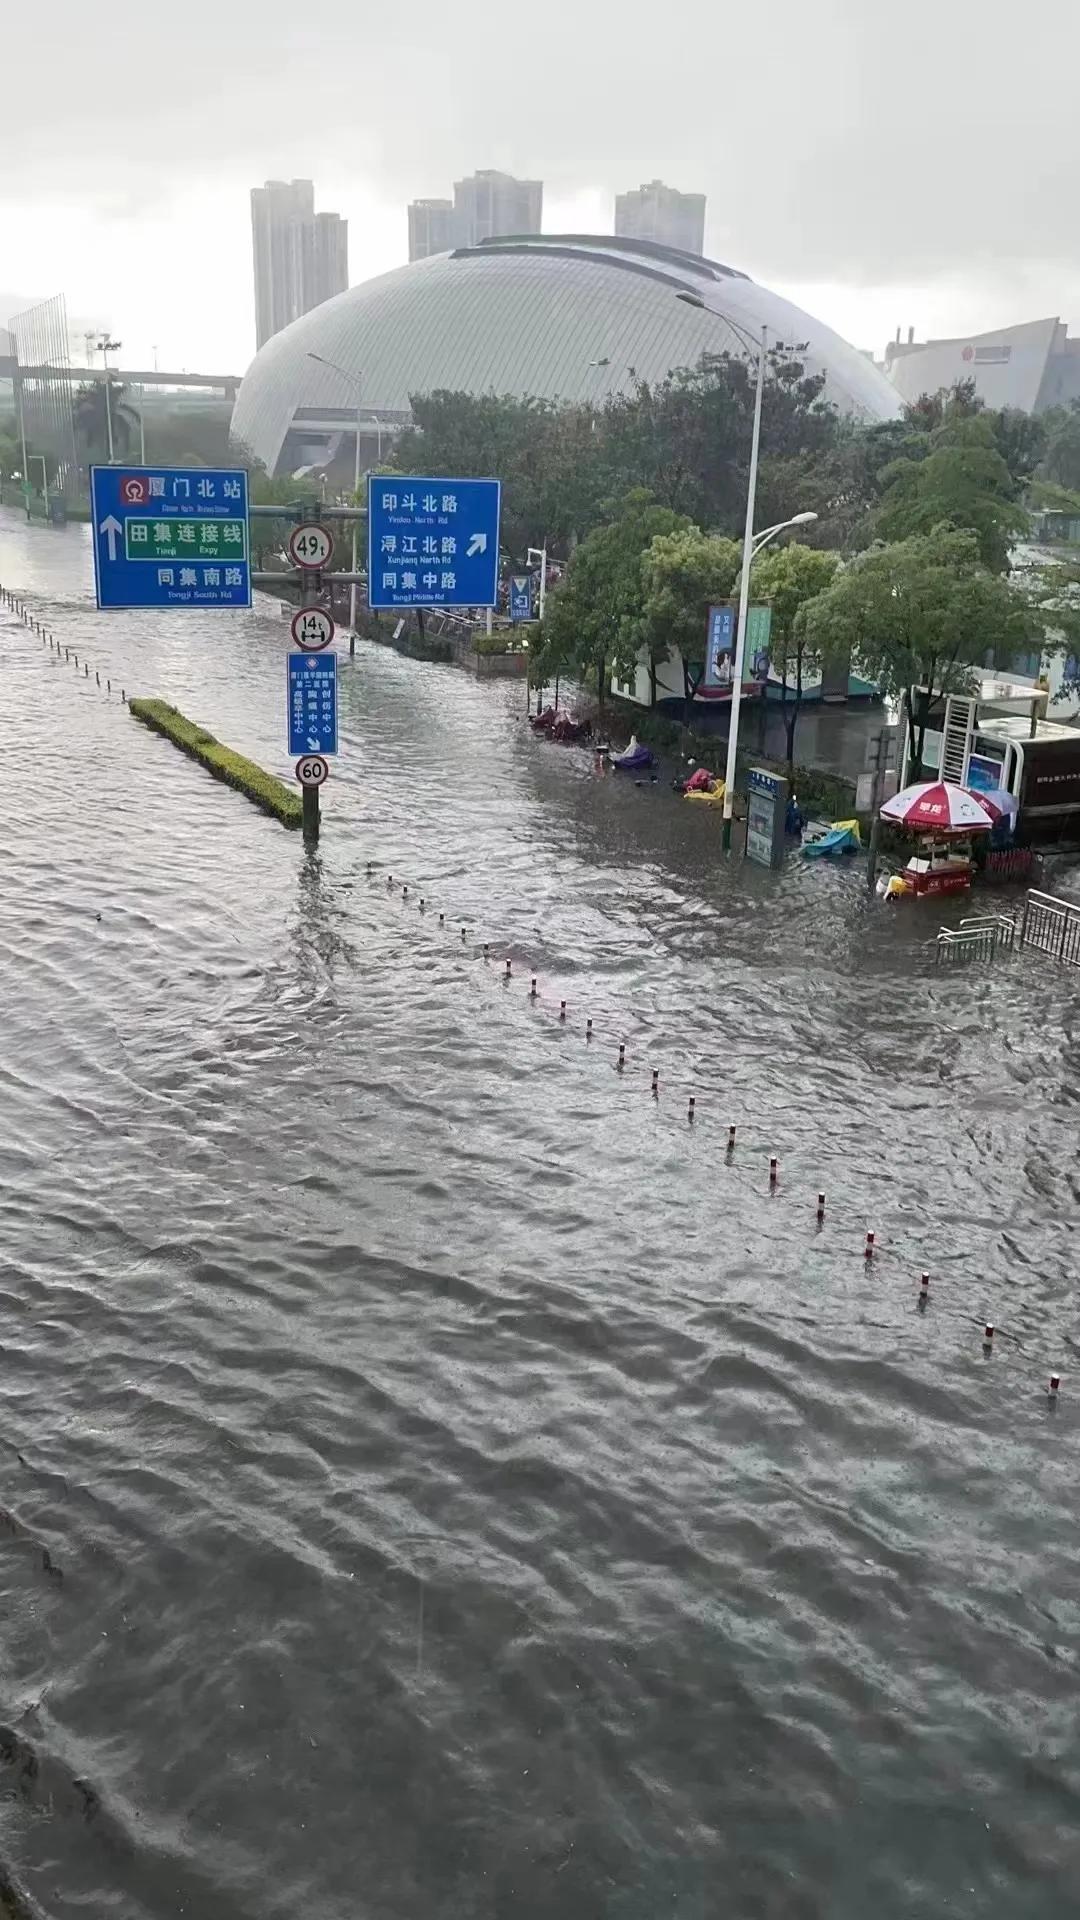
[129,700,303,829]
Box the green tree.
[391,390,606,558]
[598,350,841,533]
[800,528,1041,775]
[750,543,841,766]
[638,527,741,712]
[1040,404,1080,494]
[73,379,137,462]
[874,415,1028,572]
[538,491,688,704]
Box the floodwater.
[1,508,1078,1920]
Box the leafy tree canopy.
[535,490,688,696]
[638,528,740,675]
[874,415,1029,571]
[73,379,137,463]
[750,542,841,764]
[1039,403,1080,494]
[800,527,1047,769]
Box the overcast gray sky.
[4,0,1078,373]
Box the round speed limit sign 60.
[295,754,329,788]
[291,606,335,651]
[289,523,334,570]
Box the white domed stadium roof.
[232,234,900,476]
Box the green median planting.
[129,700,303,829]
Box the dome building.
[231,233,900,477]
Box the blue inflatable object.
[612,739,655,771]
[801,821,861,858]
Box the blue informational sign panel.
[703,603,772,690]
[90,465,250,610]
[509,575,532,622]
[704,603,736,688]
[287,651,338,757]
[746,766,789,868]
[367,474,501,609]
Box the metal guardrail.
[1019,889,1080,968]
[935,914,1017,963]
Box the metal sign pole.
[301,563,322,843]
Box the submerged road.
[0,509,1078,1919]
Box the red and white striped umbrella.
[880,779,995,833]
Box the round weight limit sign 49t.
[289,524,334,569]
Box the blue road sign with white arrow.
[90,465,251,611]
[367,474,501,609]
[287,651,338,757]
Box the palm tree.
[73,379,137,463]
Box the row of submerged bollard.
[366,863,1064,1401]
[0,625,1060,1408]
[0,584,127,704]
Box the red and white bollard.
[687,1096,696,1122]
[816,1192,826,1221]
[727,1124,736,1151]
[559,1001,566,1020]
[920,1272,930,1297]
[984,1323,995,1345]
[769,1156,778,1187]
[586,1018,593,1039]
[1049,1373,1061,1397]
[617,1043,626,1070]
[651,1069,659,1095]
[530,977,538,999]
[864,1231,875,1259]
[505,958,512,978]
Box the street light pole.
[674,291,818,851]
[527,545,547,621]
[30,455,49,517]
[15,372,28,491]
[98,337,121,463]
[721,324,767,851]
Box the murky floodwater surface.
[1,511,1078,1919]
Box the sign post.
[367,476,501,610]
[509,575,532,623]
[287,530,339,842]
[90,466,250,610]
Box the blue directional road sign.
[509,574,532,622]
[287,651,338,757]
[90,465,251,611]
[367,474,501,609]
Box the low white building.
[886,317,1080,414]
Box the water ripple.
[1,512,1079,1919]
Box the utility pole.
[865,725,896,891]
